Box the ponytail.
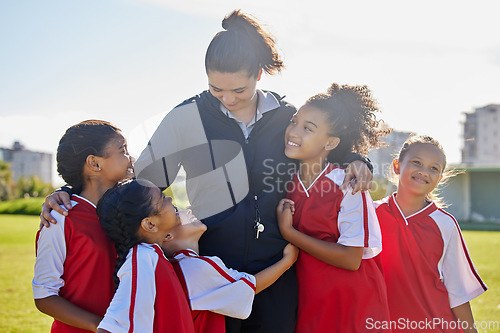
[205,10,284,77]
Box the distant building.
[0,141,52,184]
[368,130,411,178]
[441,166,500,226]
[462,104,500,166]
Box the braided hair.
[57,120,121,194]
[97,178,159,288]
[205,9,284,77]
[305,83,391,164]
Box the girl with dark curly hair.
[277,83,392,333]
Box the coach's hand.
[40,191,72,228]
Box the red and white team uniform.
[32,195,116,333]
[376,194,487,333]
[289,164,390,333]
[97,243,194,333]
[171,249,257,333]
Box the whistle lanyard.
[254,195,264,239]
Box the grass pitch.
[0,215,498,332]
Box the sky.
[1,0,500,186]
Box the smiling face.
[284,105,339,166]
[171,208,206,237]
[394,143,445,198]
[145,187,182,245]
[99,133,135,185]
[207,70,260,114]
[160,208,207,256]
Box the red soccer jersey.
[97,243,194,333]
[33,195,116,333]
[289,164,390,333]
[171,249,257,333]
[376,194,487,333]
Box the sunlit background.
[1,0,499,186]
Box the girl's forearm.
[451,302,477,333]
[283,228,363,270]
[35,295,102,332]
[254,255,295,294]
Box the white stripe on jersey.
[430,209,487,307]
[32,199,83,299]
[98,244,159,333]
[175,250,256,319]
[326,168,382,259]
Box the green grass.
[0,216,498,332]
[463,231,500,332]
[0,215,52,332]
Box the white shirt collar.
[220,89,280,118]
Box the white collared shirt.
[220,89,281,139]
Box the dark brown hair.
[305,83,391,163]
[205,10,284,77]
[56,120,121,194]
[97,178,160,288]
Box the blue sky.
[1,0,500,185]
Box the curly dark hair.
[97,178,159,288]
[205,9,284,77]
[56,120,121,194]
[305,83,391,163]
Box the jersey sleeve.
[32,209,68,299]
[438,215,487,307]
[180,255,256,319]
[97,246,158,333]
[337,189,382,259]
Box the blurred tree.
[0,160,15,201]
[15,175,54,198]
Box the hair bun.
[222,10,247,31]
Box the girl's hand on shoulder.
[283,243,299,265]
[341,160,373,194]
[40,191,72,228]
